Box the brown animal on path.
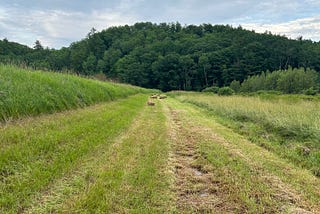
[150,95,158,99]
[147,101,155,106]
[159,95,167,99]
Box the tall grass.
[174,92,320,140]
[0,64,156,122]
[171,92,320,175]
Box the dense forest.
[1,22,320,91]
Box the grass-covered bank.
[0,64,156,122]
[169,92,320,176]
[0,95,148,213]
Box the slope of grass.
[169,92,320,176]
[0,64,156,122]
[0,95,148,213]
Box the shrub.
[240,68,320,94]
[218,87,234,96]
[202,86,219,93]
[303,87,318,96]
[230,80,241,92]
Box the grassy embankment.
[0,64,155,122]
[169,92,320,176]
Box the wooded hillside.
[1,22,320,91]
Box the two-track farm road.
[1,95,319,213]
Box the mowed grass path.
[1,94,172,213]
[1,93,320,213]
[164,98,320,213]
[58,97,172,213]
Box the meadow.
[1,66,320,213]
[170,92,320,176]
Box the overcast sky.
[1,0,320,48]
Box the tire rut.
[166,107,235,213]
[164,100,318,214]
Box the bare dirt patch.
[166,108,237,213]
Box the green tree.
[33,40,43,50]
[82,53,97,75]
[69,42,88,72]
[102,48,122,76]
[179,55,195,90]
[198,54,211,87]
[1,22,320,92]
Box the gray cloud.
[0,0,319,48]
[0,6,139,47]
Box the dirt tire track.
[164,100,318,214]
[165,107,237,213]
[187,119,319,213]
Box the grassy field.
[1,95,175,213]
[170,92,320,176]
[164,97,320,213]
[1,68,320,213]
[0,64,156,122]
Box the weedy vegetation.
[165,97,320,213]
[0,64,156,122]
[169,92,320,176]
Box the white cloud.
[34,9,138,47]
[242,15,320,41]
[0,6,138,48]
[1,1,320,48]
[305,0,320,6]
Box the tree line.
[1,22,320,91]
[229,67,320,94]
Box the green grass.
[169,92,320,176]
[2,64,320,213]
[165,97,320,213]
[241,91,320,102]
[62,99,173,213]
[0,64,157,122]
[0,95,149,213]
[1,86,320,213]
